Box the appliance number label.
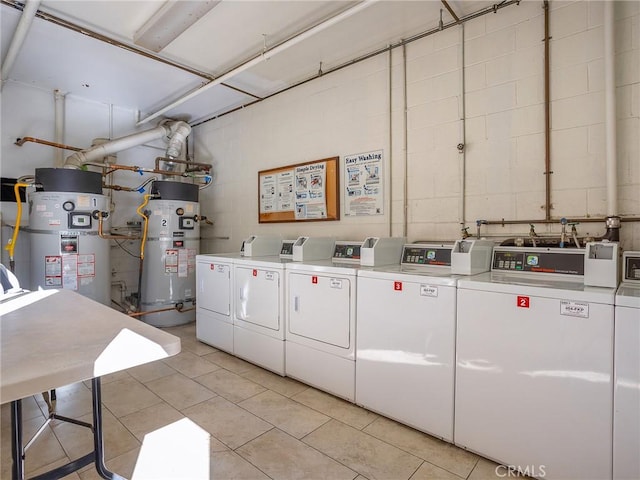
[265,272,275,281]
[330,278,342,289]
[517,296,530,308]
[253,269,258,277]
[420,285,438,297]
[560,300,589,318]
[394,281,402,291]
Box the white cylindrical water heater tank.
[28,168,111,305]
[140,180,199,327]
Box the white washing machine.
[455,246,617,480]
[195,235,281,352]
[231,238,332,375]
[286,238,405,401]
[356,240,493,442]
[614,251,640,480]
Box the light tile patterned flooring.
[1,322,511,480]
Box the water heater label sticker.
[165,249,178,273]
[62,255,78,291]
[60,234,79,254]
[45,256,62,286]
[49,219,61,226]
[265,272,275,281]
[560,300,589,318]
[77,196,90,208]
[330,278,342,289]
[36,204,47,211]
[178,249,188,278]
[186,204,194,213]
[77,254,95,277]
[42,211,53,218]
[187,249,196,273]
[420,285,438,297]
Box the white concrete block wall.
[2,1,638,256]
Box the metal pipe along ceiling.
[136,0,379,125]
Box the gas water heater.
[28,168,111,304]
[140,180,200,327]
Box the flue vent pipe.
[64,120,191,169]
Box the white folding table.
[1,289,181,480]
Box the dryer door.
[288,273,352,348]
[235,266,280,330]
[196,261,231,316]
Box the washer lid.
[616,284,640,309]
[458,272,616,304]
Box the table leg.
[11,399,24,480]
[91,377,125,480]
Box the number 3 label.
[517,296,530,308]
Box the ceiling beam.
[441,0,460,23]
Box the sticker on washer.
[265,271,275,281]
[330,278,342,289]
[420,284,438,297]
[394,281,402,291]
[560,300,589,318]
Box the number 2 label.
[517,296,530,308]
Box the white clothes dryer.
[195,235,281,352]
[613,251,640,480]
[455,246,616,480]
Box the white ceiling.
[1,0,497,125]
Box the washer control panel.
[492,248,584,276]
[401,245,451,267]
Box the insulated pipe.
[604,0,618,217]
[402,43,408,238]
[0,0,41,87]
[63,121,191,169]
[137,0,379,125]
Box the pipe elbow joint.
[63,152,85,169]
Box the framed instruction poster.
[344,150,384,216]
[258,156,339,223]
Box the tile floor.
[1,322,514,480]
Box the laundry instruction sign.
[344,150,383,216]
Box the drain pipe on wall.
[388,46,393,237]
[604,1,618,219]
[402,43,409,238]
[458,23,467,235]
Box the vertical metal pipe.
[388,46,393,237]
[604,0,618,216]
[53,89,65,167]
[459,23,467,230]
[11,399,24,480]
[543,0,552,221]
[402,43,409,238]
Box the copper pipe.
[128,306,195,318]
[15,136,81,151]
[543,0,551,220]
